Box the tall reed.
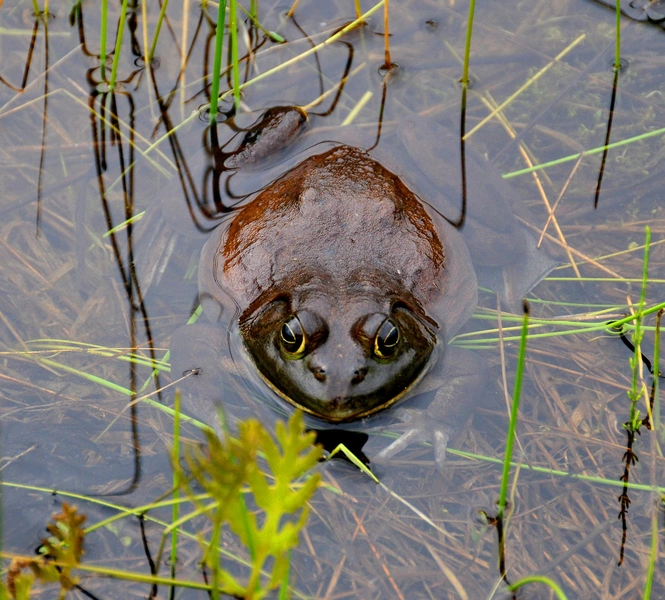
[209,0,227,123]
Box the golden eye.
[374,319,399,358]
[280,316,306,357]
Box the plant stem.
[219,0,385,102]
[461,0,476,87]
[615,0,621,70]
[109,0,130,90]
[629,226,651,416]
[209,0,227,123]
[149,0,170,62]
[100,0,108,81]
[230,0,240,111]
[498,301,530,521]
[170,391,182,589]
[383,0,391,68]
[644,499,658,599]
[655,309,662,439]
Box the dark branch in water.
[594,67,620,209]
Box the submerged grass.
[3,411,321,599]
[503,123,665,179]
[1,0,665,598]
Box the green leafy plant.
[6,503,86,600]
[180,410,323,599]
[616,226,652,566]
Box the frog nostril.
[311,366,326,382]
[351,367,368,385]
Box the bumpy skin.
[198,145,478,425]
[170,114,557,469]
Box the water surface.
[1,0,664,597]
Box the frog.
[168,107,557,469]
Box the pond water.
[1,0,664,598]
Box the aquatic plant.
[1,0,665,597]
[1,412,321,599]
[179,410,322,599]
[5,503,86,600]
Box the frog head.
[239,276,439,423]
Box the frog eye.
[280,316,306,357]
[374,319,399,358]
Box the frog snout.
[305,353,370,397]
[307,361,368,385]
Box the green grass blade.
[498,301,529,521]
[219,0,385,103]
[100,0,108,81]
[144,2,385,155]
[148,0,170,62]
[461,0,475,87]
[615,0,621,70]
[655,309,662,439]
[446,447,665,494]
[644,500,658,599]
[109,0,130,91]
[237,3,284,42]
[230,0,240,111]
[278,549,291,600]
[510,575,568,599]
[503,125,665,179]
[328,444,379,483]
[209,0,227,124]
[465,35,585,141]
[170,390,182,586]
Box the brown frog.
[170,110,556,467]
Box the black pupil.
[282,323,296,344]
[378,320,399,354]
[281,318,303,351]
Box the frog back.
[199,145,476,342]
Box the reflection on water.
[1,0,664,597]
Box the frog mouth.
[254,353,436,424]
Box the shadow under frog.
[169,112,557,469]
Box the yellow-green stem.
[170,391,182,586]
[655,310,662,438]
[230,0,240,111]
[209,0,227,123]
[461,0,476,87]
[100,0,108,81]
[498,303,530,521]
[149,0,170,62]
[615,0,621,70]
[109,0,130,90]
